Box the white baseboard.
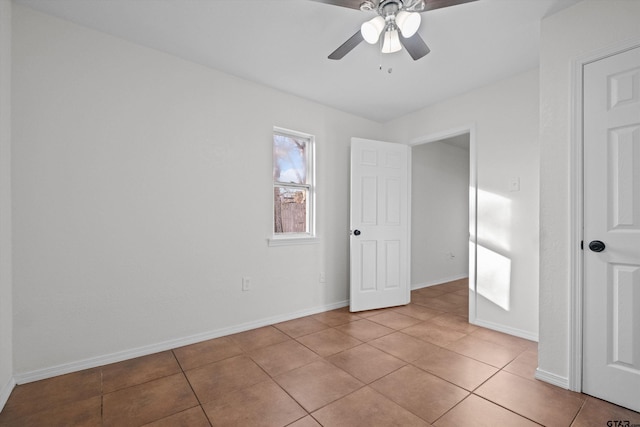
[535,368,570,389]
[471,318,539,342]
[411,274,468,290]
[0,376,16,412]
[14,300,349,385]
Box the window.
[270,127,316,245]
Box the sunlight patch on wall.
[477,189,511,252]
[477,244,512,311]
[472,189,513,311]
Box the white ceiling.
[15,0,581,123]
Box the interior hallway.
[0,279,638,426]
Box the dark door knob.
[589,240,606,252]
[353,229,361,236]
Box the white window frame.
[268,126,317,247]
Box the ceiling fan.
[314,0,477,61]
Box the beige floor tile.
[185,355,269,403]
[274,360,363,412]
[312,309,361,326]
[274,316,329,338]
[356,307,398,318]
[172,336,243,370]
[412,347,498,391]
[0,368,102,420]
[453,288,470,296]
[369,332,440,362]
[103,373,198,427]
[287,415,322,427]
[434,394,539,427]
[412,286,447,298]
[402,321,467,347]
[142,406,210,427]
[250,339,320,376]
[202,379,306,427]
[102,351,181,393]
[334,319,395,342]
[471,327,536,351]
[428,312,479,334]
[432,278,469,291]
[411,295,462,312]
[450,304,470,316]
[327,344,406,384]
[437,292,468,306]
[0,396,101,427]
[392,303,443,321]
[367,311,423,330]
[371,365,469,423]
[312,387,430,427]
[296,328,362,357]
[446,335,523,368]
[229,325,290,351]
[572,396,640,427]
[475,371,585,427]
[503,349,538,380]
[333,306,360,314]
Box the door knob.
[588,240,606,252]
[353,229,361,236]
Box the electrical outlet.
[242,277,251,291]
[319,272,326,283]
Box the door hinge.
[581,240,584,250]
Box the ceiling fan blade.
[328,31,364,60]
[309,0,364,10]
[399,33,431,60]
[311,0,478,12]
[422,0,478,12]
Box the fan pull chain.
[378,34,383,71]
[377,35,393,74]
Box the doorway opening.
[410,126,477,322]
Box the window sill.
[268,236,319,247]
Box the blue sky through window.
[274,134,306,184]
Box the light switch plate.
[509,177,520,192]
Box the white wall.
[411,138,469,288]
[6,0,639,402]
[11,5,384,377]
[386,69,540,340]
[0,0,14,409]
[538,0,640,386]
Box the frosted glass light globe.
[361,16,385,44]
[381,29,402,53]
[396,11,421,38]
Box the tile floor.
[1,279,639,426]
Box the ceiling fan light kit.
[322,0,477,61]
[361,9,420,45]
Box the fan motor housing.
[360,0,403,14]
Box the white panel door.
[583,46,640,412]
[350,138,410,312]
